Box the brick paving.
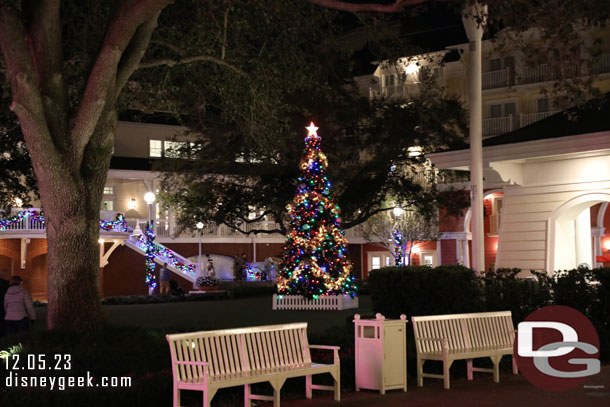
[281,364,610,407]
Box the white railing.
[0,208,128,234]
[522,62,580,84]
[1,209,368,240]
[0,208,45,232]
[519,110,560,127]
[272,294,359,310]
[590,53,610,74]
[482,68,509,90]
[126,233,198,282]
[381,83,420,99]
[483,115,513,137]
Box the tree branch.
[139,55,249,77]
[0,4,64,184]
[27,0,69,151]
[306,0,424,13]
[71,0,173,169]
[116,13,161,94]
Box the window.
[103,186,114,195]
[537,98,550,113]
[489,58,502,71]
[102,200,114,211]
[423,255,434,266]
[164,141,188,158]
[490,104,502,118]
[149,140,162,157]
[371,256,381,270]
[490,102,516,118]
[384,74,395,87]
[489,196,503,235]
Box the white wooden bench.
[166,322,340,407]
[412,311,518,389]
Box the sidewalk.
[281,364,610,407]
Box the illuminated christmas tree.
[276,122,357,300]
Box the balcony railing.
[522,62,580,84]
[381,83,421,99]
[482,68,510,90]
[483,115,513,137]
[590,53,610,75]
[519,110,560,128]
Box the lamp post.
[196,222,204,276]
[144,192,156,233]
[462,2,488,274]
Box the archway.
[548,192,610,272]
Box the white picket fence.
[272,294,359,310]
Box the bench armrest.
[309,345,340,364]
[309,345,340,350]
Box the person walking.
[234,253,245,281]
[159,263,171,294]
[4,275,35,335]
[0,270,10,337]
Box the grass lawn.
[31,294,372,334]
[1,294,371,407]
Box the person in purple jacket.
[3,275,36,335]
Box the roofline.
[427,131,610,170]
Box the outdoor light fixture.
[393,207,405,217]
[408,146,422,157]
[405,62,419,75]
[14,198,23,207]
[196,221,204,275]
[98,238,104,244]
[143,192,156,205]
[605,240,610,251]
[412,246,420,254]
[128,197,137,210]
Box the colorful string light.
[131,229,197,280]
[99,213,128,232]
[0,209,130,233]
[276,122,357,300]
[393,229,404,266]
[0,209,44,230]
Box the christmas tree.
[276,122,357,299]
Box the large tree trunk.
[46,203,105,331]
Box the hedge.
[368,265,610,360]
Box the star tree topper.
[306,121,319,138]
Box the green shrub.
[483,268,552,324]
[551,266,595,316]
[368,265,483,319]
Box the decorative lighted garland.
[143,224,157,289]
[393,229,404,266]
[0,209,130,233]
[99,213,129,232]
[131,231,197,279]
[0,209,44,230]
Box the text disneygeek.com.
[3,353,132,391]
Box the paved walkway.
[281,364,610,407]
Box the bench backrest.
[412,311,514,354]
[167,322,312,381]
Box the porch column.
[592,227,606,268]
[462,3,487,273]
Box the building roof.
[483,96,610,147]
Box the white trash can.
[354,313,408,394]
